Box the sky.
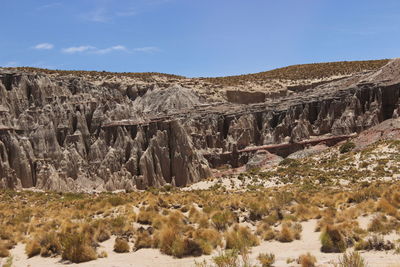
[1,0,399,77]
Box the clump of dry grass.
[257,252,275,267]
[298,252,317,267]
[376,198,398,217]
[96,227,111,242]
[36,231,62,257]
[134,230,153,251]
[193,228,222,255]
[225,225,259,252]
[335,251,366,267]
[256,222,276,241]
[137,209,158,225]
[25,239,41,258]
[211,210,236,231]
[157,225,200,258]
[60,231,97,263]
[114,237,130,253]
[276,222,302,242]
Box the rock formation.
[1,58,400,191]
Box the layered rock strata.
[0,59,399,191]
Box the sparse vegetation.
[298,252,317,267]
[1,140,400,264]
[335,251,367,267]
[257,252,275,267]
[114,238,130,253]
[204,60,389,85]
[340,142,356,154]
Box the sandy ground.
[7,219,400,267]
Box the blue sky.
[1,0,399,77]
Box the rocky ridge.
[0,59,399,192]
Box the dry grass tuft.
[114,238,130,253]
[60,231,97,263]
[25,239,41,258]
[298,252,317,267]
[225,225,259,252]
[134,231,153,251]
[193,228,222,255]
[335,251,366,267]
[257,252,275,267]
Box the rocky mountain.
[0,58,399,192]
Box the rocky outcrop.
[0,58,400,191]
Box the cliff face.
[1,59,400,191]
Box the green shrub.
[340,142,355,153]
[320,226,346,253]
[107,196,126,206]
[211,211,235,231]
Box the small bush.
[225,225,259,252]
[258,252,275,267]
[96,228,111,242]
[60,232,97,263]
[134,231,153,251]
[108,196,126,206]
[25,240,41,258]
[363,235,394,251]
[320,225,346,253]
[335,251,366,267]
[137,210,157,225]
[298,252,317,267]
[340,142,355,154]
[277,225,293,242]
[193,228,222,255]
[114,238,130,253]
[38,231,62,257]
[211,210,236,231]
[212,250,239,267]
[279,158,300,167]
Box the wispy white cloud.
[134,46,160,53]
[62,45,130,55]
[93,45,128,54]
[33,43,54,50]
[62,46,96,54]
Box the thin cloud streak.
[62,46,96,54]
[33,43,54,50]
[93,45,128,54]
[62,45,134,55]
